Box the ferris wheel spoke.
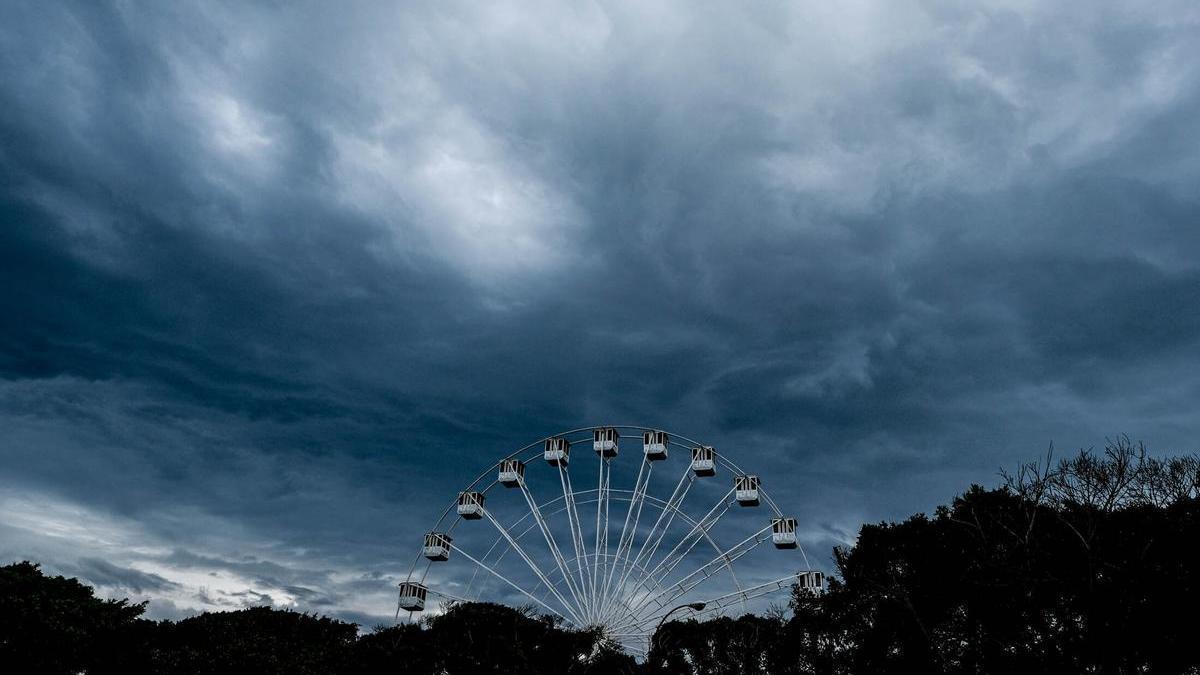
[466,479,606,619]
[414,558,432,586]
[618,526,771,628]
[479,507,586,625]
[557,465,592,617]
[611,495,734,627]
[591,453,612,619]
[448,544,574,624]
[602,498,740,629]
[681,574,801,621]
[528,573,566,609]
[604,611,656,638]
[604,460,654,618]
[642,489,733,583]
[465,503,554,600]
[627,470,696,581]
[554,547,662,614]
[601,478,655,623]
[653,523,768,595]
[609,465,693,613]
[426,586,470,605]
[564,471,594,616]
[644,504,730,590]
[599,456,651,618]
[518,480,589,615]
[464,532,507,599]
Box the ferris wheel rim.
[400,424,809,648]
[406,425,789,587]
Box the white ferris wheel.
[396,425,824,656]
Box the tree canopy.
[3,439,1198,674]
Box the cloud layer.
[2,0,1199,624]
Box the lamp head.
[687,602,707,611]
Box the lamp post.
[650,602,707,666]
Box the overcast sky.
[2,0,1199,626]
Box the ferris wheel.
[396,425,824,656]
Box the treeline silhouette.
[3,438,1199,674]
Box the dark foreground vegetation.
[3,439,1199,674]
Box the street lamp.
[650,602,707,663]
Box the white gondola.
[457,491,484,519]
[771,517,798,549]
[796,571,824,592]
[643,430,669,461]
[397,581,428,611]
[593,427,619,458]
[423,532,452,561]
[735,474,760,506]
[691,445,716,477]
[498,458,525,487]
[544,437,570,466]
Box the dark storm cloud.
[67,558,181,595]
[2,0,1200,622]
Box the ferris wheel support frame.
[399,425,813,651]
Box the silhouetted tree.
[347,622,434,674]
[0,561,151,674]
[346,602,622,674]
[422,601,601,673]
[646,615,794,675]
[149,606,357,675]
[789,438,1200,674]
